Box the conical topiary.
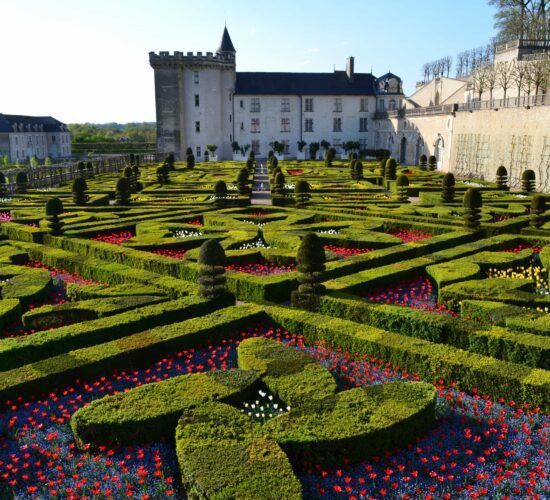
[115,177,132,205]
[349,158,357,179]
[441,172,455,203]
[237,168,249,196]
[385,158,397,181]
[186,154,195,170]
[246,158,254,172]
[379,158,387,178]
[354,161,364,181]
[291,233,326,311]
[198,239,229,301]
[16,171,28,194]
[166,153,175,170]
[213,180,228,208]
[45,197,64,236]
[462,188,482,231]
[77,161,86,178]
[530,195,547,228]
[521,169,536,193]
[72,177,89,205]
[325,147,336,167]
[495,166,508,190]
[86,161,94,178]
[273,172,285,195]
[295,180,311,206]
[419,154,427,169]
[428,155,437,171]
[396,174,409,202]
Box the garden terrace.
[0,158,548,498]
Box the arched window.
[434,135,444,169]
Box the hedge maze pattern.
[0,156,548,498]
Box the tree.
[123,166,136,193]
[295,180,311,206]
[213,180,228,208]
[186,153,195,170]
[354,161,364,181]
[473,65,488,100]
[237,168,249,195]
[231,141,240,153]
[165,153,175,170]
[512,60,527,100]
[72,177,89,205]
[419,154,428,169]
[496,61,514,102]
[530,194,546,228]
[198,239,229,301]
[385,158,397,181]
[206,144,218,156]
[86,161,95,178]
[269,141,285,156]
[522,169,537,192]
[463,188,483,231]
[30,155,39,168]
[396,174,409,202]
[489,0,549,42]
[320,140,331,152]
[441,173,456,203]
[44,157,52,166]
[309,142,320,160]
[115,177,132,205]
[15,171,28,194]
[157,164,169,185]
[495,165,509,189]
[291,232,326,311]
[349,159,357,179]
[521,61,535,102]
[428,155,437,171]
[45,197,64,236]
[530,59,549,98]
[485,64,498,105]
[325,147,336,167]
[297,140,307,153]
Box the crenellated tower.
[149,27,236,160]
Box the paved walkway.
[250,162,272,206]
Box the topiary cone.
[530,195,547,228]
[462,188,482,231]
[441,173,455,203]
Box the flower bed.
[0,211,11,222]
[387,229,433,243]
[361,275,457,316]
[150,249,187,260]
[0,325,547,499]
[3,262,102,338]
[287,169,304,176]
[90,231,135,245]
[225,262,296,276]
[500,243,543,254]
[324,244,374,259]
[186,218,203,226]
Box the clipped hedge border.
[0,299,21,332]
[0,296,233,372]
[264,306,550,411]
[0,304,263,401]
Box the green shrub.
[1,267,52,308]
[419,154,427,169]
[379,157,387,177]
[213,180,228,209]
[521,169,536,193]
[157,164,170,184]
[0,299,21,332]
[354,161,363,181]
[428,155,437,171]
[396,174,409,202]
[198,239,231,301]
[15,171,28,194]
[45,197,64,236]
[462,188,482,230]
[441,172,455,203]
[237,168,249,195]
[72,177,89,205]
[273,172,285,195]
[115,177,132,205]
[186,154,195,170]
[294,180,311,207]
[385,158,397,181]
[0,172,6,197]
[496,165,508,190]
[530,195,546,228]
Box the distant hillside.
[69,122,156,143]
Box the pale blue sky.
[1,0,497,123]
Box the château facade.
[0,114,71,163]
[149,27,404,161]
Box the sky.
[0,0,497,124]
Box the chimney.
[346,57,355,82]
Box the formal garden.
[0,152,548,499]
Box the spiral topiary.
[213,180,228,209]
[72,177,89,206]
[237,168,249,196]
[45,197,64,236]
[441,172,455,203]
[0,172,6,197]
[462,188,483,231]
[396,174,409,202]
[419,154,427,169]
[295,180,311,206]
[16,171,28,194]
[385,158,397,181]
[291,232,326,311]
[186,154,195,170]
[495,166,508,190]
[428,155,437,171]
[115,177,132,205]
[198,239,229,301]
[273,172,285,195]
[521,169,536,193]
[530,195,546,228]
[354,161,364,181]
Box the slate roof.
[217,27,236,53]
[0,114,67,133]
[235,71,377,96]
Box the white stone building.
[0,114,71,163]
[149,27,404,160]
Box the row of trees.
[472,58,549,102]
[68,122,156,143]
[489,0,549,43]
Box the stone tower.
[149,27,236,160]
